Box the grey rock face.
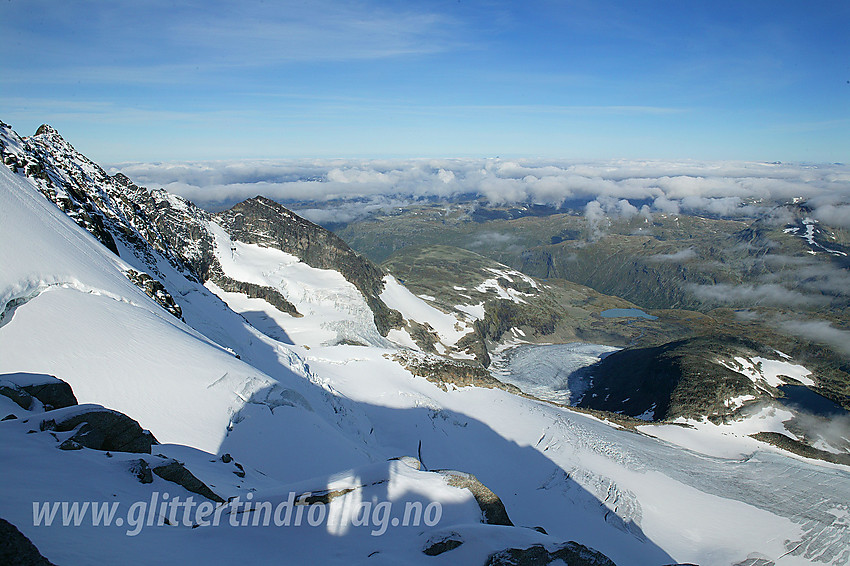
[110,172,217,281]
[0,384,34,411]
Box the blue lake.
[778,385,848,417]
[600,308,658,320]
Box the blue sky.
[2,0,848,162]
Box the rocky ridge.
[0,122,399,336]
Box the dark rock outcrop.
[44,407,157,453]
[125,269,183,318]
[0,374,77,411]
[151,460,225,502]
[475,298,558,344]
[437,470,513,526]
[485,541,616,566]
[750,432,850,466]
[391,352,521,394]
[0,518,56,566]
[211,273,300,317]
[404,320,440,353]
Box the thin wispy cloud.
[3,1,846,162]
[688,283,828,309]
[0,98,234,124]
[777,320,850,357]
[174,4,462,64]
[650,249,698,262]
[3,1,464,75]
[439,105,688,116]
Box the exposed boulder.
[21,380,77,410]
[437,470,513,526]
[0,373,77,411]
[57,439,83,451]
[44,406,158,453]
[129,459,154,484]
[152,460,225,503]
[0,384,33,411]
[422,532,464,556]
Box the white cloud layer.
[777,320,850,357]
[650,248,698,262]
[688,283,829,308]
[110,159,850,224]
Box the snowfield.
[208,220,390,348]
[2,138,850,565]
[721,356,816,388]
[380,274,472,346]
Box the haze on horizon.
[2,0,848,164]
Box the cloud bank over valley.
[112,158,850,228]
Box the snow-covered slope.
[380,274,473,348]
[0,122,623,564]
[207,220,390,348]
[721,355,815,388]
[0,161,373,469]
